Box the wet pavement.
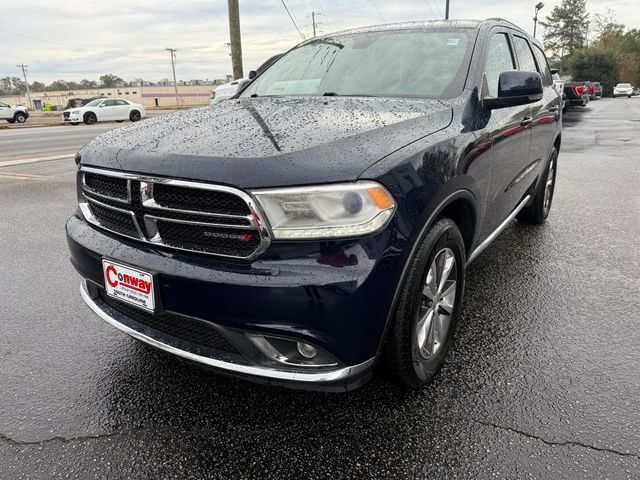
[1,98,639,478]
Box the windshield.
[243,28,474,99]
[617,83,631,88]
[84,99,104,107]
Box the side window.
[115,100,129,106]
[484,33,515,97]
[0,102,8,108]
[513,36,538,73]
[532,45,553,86]
[103,100,116,106]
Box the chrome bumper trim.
[79,281,374,384]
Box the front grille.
[85,172,128,201]
[80,168,268,259]
[63,111,70,119]
[99,290,238,354]
[157,221,260,257]
[153,183,249,216]
[88,202,138,237]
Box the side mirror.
[483,71,543,110]
[248,70,257,80]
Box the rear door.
[113,100,130,120]
[528,41,561,174]
[480,30,534,238]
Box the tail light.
[589,85,595,93]
[574,86,585,96]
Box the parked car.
[210,54,283,104]
[551,70,566,112]
[613,83,634,98]
[563,81,589,109]
[67,19,561,391]
[591,82,602,98]
[62,98,145,125]
[0,101,29,124]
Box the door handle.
[520,116,533,126]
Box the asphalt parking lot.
[1,98,639,478]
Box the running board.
[466,195,532,265]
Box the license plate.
[102,259,155,312]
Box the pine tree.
[540,0,590,55]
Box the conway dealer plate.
[102,259,155,312]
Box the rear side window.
[513,36,538,73]
[484,33,515,97]
[532,45,552,85]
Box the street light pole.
[445,0,449,20]
[16,63,32,110]
[165,48,179,108]
[533,2,544,38]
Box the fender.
[374,188,477,359]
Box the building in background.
[0,82,229,110]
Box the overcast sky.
[2,0,638,83]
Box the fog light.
[296,342,317,359]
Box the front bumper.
[63,114,82,122]
[67,214,405,390]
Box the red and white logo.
[105,264,152,294]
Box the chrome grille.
[79,166,271,260]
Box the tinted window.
[0,102,8,107]
[244,29,474,99]
[484,33,515,97]
[103,100,116,106]
[115,100,129,105]
[513,36,537,73]
[532,44,552,85]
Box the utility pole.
[445,0,449,20]
[227,0,243,79]
[16,63,32,110]
[312,11,317,37]
[165,48,179,108]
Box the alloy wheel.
[416,247,457,359]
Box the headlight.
[71,110,80,114]
[251,181,396,240]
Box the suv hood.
[80,96,452,188]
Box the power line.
[422,0,438,19]
[281,0,306,40]
[368,0,387,23]
[431,0,444,18]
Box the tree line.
[541,0,640,95]
[0,74,159,96]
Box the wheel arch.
[375,189,478,360]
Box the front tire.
[385,218,466,388]
[517,147,558,224]
[129,110,141,122]
[14,112,27,123]
[84,112,97,125]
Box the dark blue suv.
[67,19,561,391]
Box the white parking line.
[0,153,74,168]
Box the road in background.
[1,99,639,478]
[0,110,181,161]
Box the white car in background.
[613,83,634,98]
[0,101,29,124]
[63,98,145,125]
[210,53,284,105]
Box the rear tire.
[84,112,97,125]
[384,218,466,388]
[517,147,558,224]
